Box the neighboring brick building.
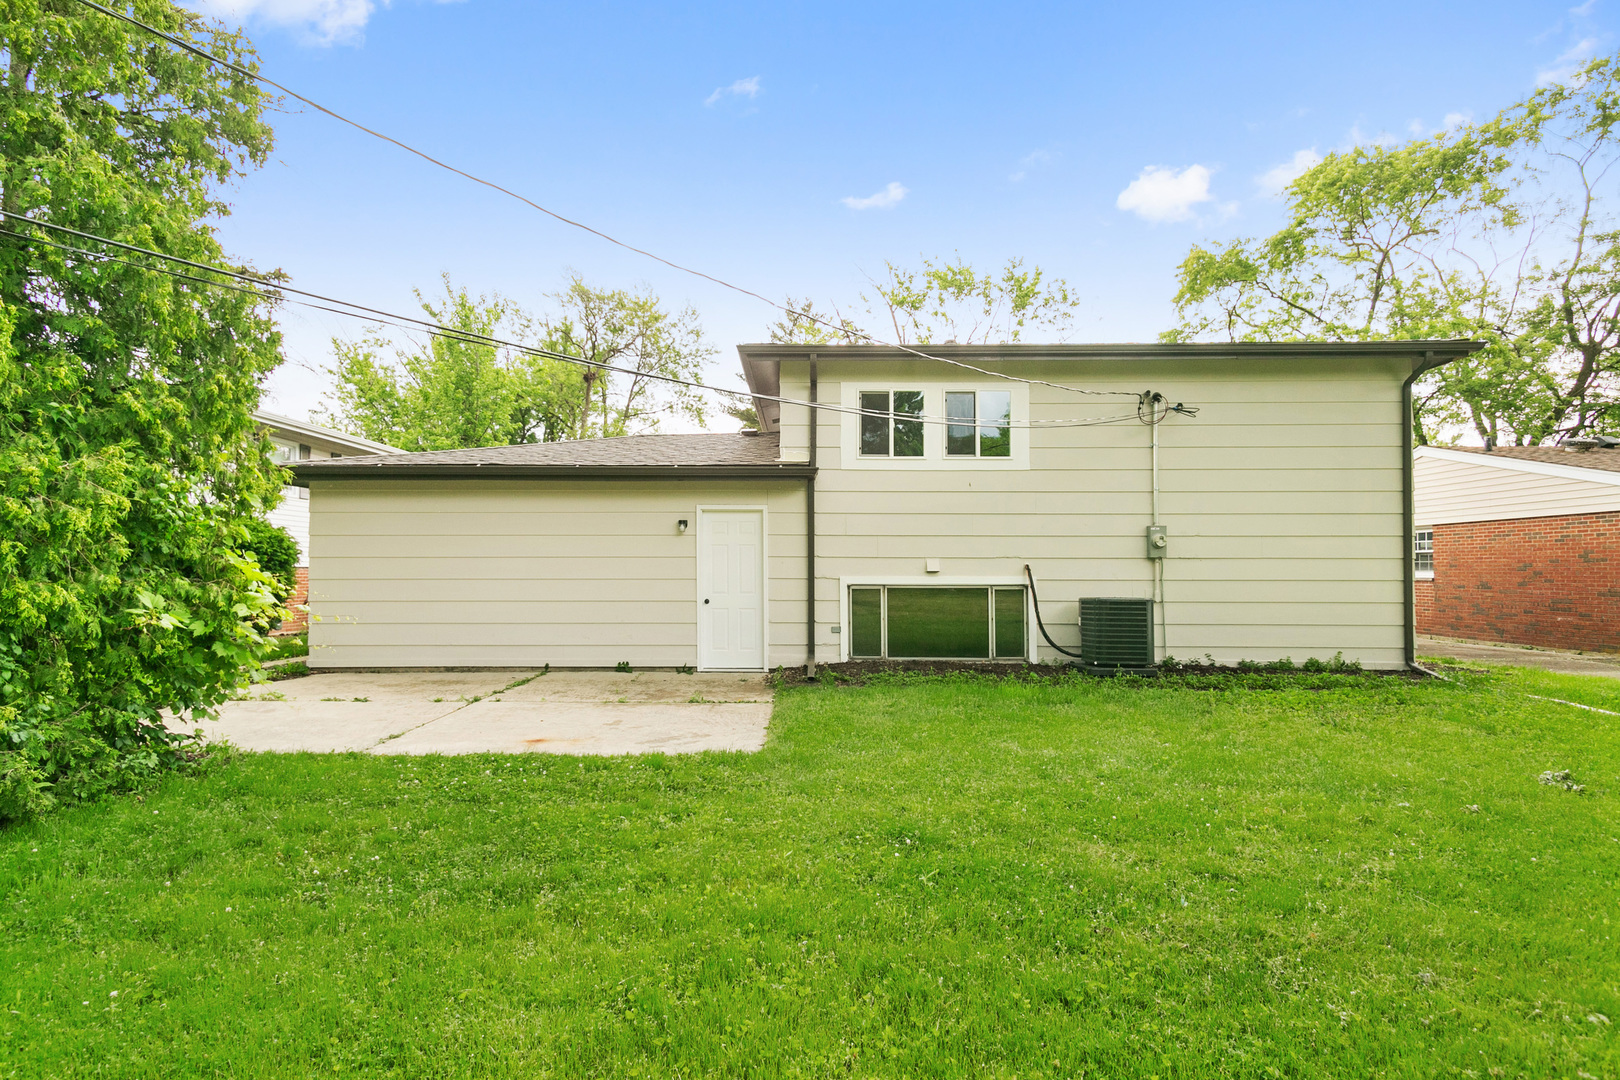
[1414,443,1620,652]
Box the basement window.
[1414,528,1434,579]
[945,390,1012,457]
[859,391,924,457]
[848,586,1027,660]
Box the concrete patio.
[1417,635,1620,679]
[172,669,774,755]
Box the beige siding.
[310,352,1421,671]
[308,480,806,669]
[782,355,1412,669]
[1414,452,1620,525]
[266,487,310,563]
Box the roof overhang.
[736,340,1486,363]
[736,341,1485,434]
[254,410,404,456]
[290,463,816,486]
[1415,445,1620,487]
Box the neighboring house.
[291,341,1482,671]
[1414,442,1620,652]
[254,410,403,633]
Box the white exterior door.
[698,509,765,670]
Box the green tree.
[859,255,1081,345]
[317,276,582,450]
[540,274,714,439]
[1165,56,1620,445]
[767,296,863,345]
[321,275,713,449]
[0,0,286,820]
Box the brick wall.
[1416,511,1620,652]
[273,565,309,636]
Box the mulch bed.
[777,659,1425,686]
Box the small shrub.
[238,519,300,599]
[676,664,695,675]
[615,661,632,673]
[0,746,53,822]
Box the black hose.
[1024,564,1087,659]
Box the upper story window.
[1414,529,1434,576]
[859,390,923,457]
[945,390,1011,458]
[270,438,298,464]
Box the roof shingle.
[1442,444,1620,475]
[295,431,790,472]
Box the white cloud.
[1009,149,1054,183]
[1571,0,1596,17]
[1115,164,1213,223]
[190,0,386,44]
[1346,123,1399,149]
[705,76,761,107]
[841,181,908,210]
[1256,148,1321,196]
[1442,111,1472,129]
[1537,37,1600,85]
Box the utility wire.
[72,0,1146,403]
[2,215,1151,432]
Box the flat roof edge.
[736,340,1487,361]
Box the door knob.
[703,599,710,604]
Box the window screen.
[850,588,883,657]
[847,586,1026,660]
[887,588,990,658]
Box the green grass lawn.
[3,667,1617,1078]
[264,633,309,663]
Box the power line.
[2,214,1151,432]
[71,0,1145,403]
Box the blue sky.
[190,0,1614,424]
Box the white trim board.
[1415,445,1620,488]
[837,382,1032,471]
[835,575,1037,664]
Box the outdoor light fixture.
[677,519,689,534]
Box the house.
[255,410,403,633]
[1414,441,1620,652]
[291,341,1482,671]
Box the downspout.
[806,355,818,679]
[1402,353,1430,670]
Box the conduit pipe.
[1151,402,1165,662]
[805,355,818,679]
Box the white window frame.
[1414,527,1434,580]
[837,575,1035,663]
[944,389,1014,459]
[839,383,1030,470]
[856,389,926,459]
